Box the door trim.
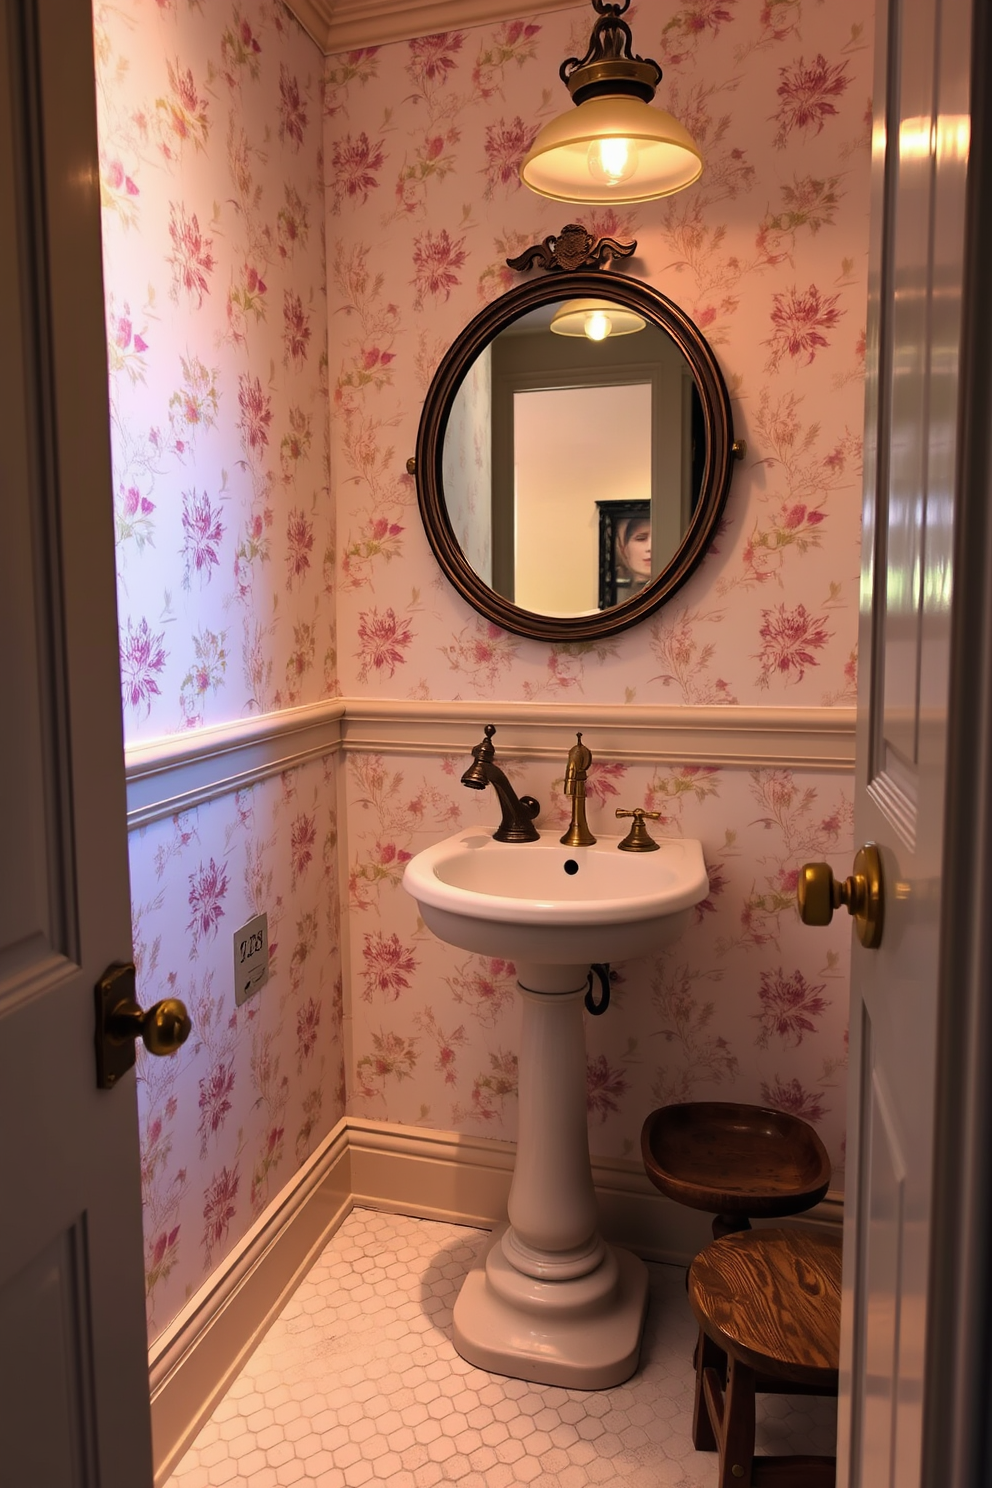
[922,0,992,1473]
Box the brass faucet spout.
[461,726,541,842]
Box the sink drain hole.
[563,859,579,875]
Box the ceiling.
[287,0,581,56]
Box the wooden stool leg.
[719,1357,756,1487]
[700,1354,756,1488]
[692,1327,726,1451]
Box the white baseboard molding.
[148,1116,844,1483]
[345,1117,843,1258]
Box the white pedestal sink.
[403,829,708,1389]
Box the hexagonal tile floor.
[166,1208,836,1488]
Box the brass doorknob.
[107,996,192,1056]
[797,843,883,949]
[95,962,193,1089]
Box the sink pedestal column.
[452,962,649,1388]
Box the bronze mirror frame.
[414,263,737,642]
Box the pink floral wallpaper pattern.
[345,748,853,1175]
[324,3,871,707]
[131,761,343,1338]
[93,0,344,1346]
[325,4,870,1181]
[95,0,335,746]
[92,0,873,1348]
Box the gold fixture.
[520,0,703,205]
[406,457,417,474]
[797,843,884,949]
[550,298,646,341]
[461,724,541,843]
[615,807,661,852]
[732,440,747,461]
[561,732,596,846]
[95,961,192,1090]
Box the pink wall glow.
[326,4,870,1182]
[93,0,873,1347]
[94,0,343,1343]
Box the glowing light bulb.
[583,311,612,341]
[586,136,639,187]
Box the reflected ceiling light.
[550,298,646,340]
[520,0,703,205]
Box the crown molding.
[287,0,584,56]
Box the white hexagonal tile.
[164,1208,837,1488]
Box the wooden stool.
[688,1227,841,1488]
[641,1102,831,1238]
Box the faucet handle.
[615,807,661,853]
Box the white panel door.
[833,0,971,1481]
[0,0,153,1482]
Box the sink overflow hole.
[563,860,579,875]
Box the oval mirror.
[414,268,737,642]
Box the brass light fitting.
[520,0,703,205]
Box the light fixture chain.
[559,0,663,93]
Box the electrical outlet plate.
[234,912,269,1006]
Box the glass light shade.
[550,298,647,338]
[521,94,703,204]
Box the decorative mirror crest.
[505,223,637,274]
[413,224,739,644]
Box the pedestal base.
[452,1224,649,1388]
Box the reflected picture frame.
[597,499,650,610]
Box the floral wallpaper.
[325,5,869,706]
[92,0,872,1346]
[93,0,344,1345]
[95,0,334,746]
[130,760,343,1340]
[327,4,870,1180]
[345,748,853,1176]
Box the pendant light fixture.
[550,298,646,340]
[520,0,703,205]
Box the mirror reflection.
[442,299,702,618]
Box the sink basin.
[403,829,708,965]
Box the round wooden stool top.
[688,1227,842,1388]
[641,1102,832,1220]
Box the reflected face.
[619,523,652,579]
